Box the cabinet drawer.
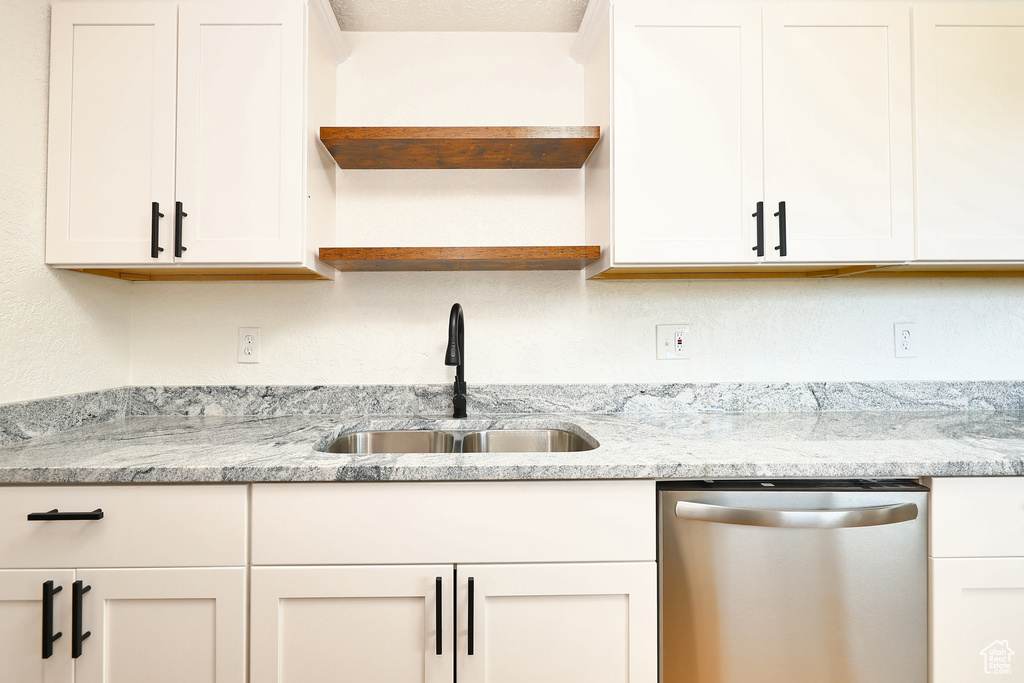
[252,481,655,565]
[0,485,247,568]
[928,477,1024,558]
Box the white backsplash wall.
[0,0,131,403]
[127,272,1024,385]
[120,31,1024,385]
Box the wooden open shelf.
[319,246,601,272]
[319,126,601,169]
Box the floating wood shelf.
[319,126,601,169]
[319,246,601,272]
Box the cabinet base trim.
[61,267,331,281]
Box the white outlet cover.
[238,327,261,364]
[893,322,916,358]
[656,324,691,360]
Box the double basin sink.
[323,428,597,454]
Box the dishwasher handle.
[673,500,918,528]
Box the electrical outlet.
[238,327,260,363]
[656,324,691,360]
[893,323,916,358]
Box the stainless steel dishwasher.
[659,479,927,683]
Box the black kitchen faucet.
[445,303,467,418]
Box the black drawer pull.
[751,201,765,257]
[72,580,91,659]
[42,581,63,659]
[28,509,104,521]
[468,577,475,656]
[774,201,788,257]
[174,201,188,257]
[151,202,165,258]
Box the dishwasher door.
[659,480,927,683]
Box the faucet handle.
[452,393,467,419]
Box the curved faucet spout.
[445,304,463,372]
[445,303,467,418]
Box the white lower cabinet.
[250,481,658,683]
[0,482,656,682]
[250,565,454,683]
[0,569,245,683]
[0,569,75,683]
[0,567,247,683]
[250,562,654,683]
[457,562,656,683]
[0,485,248,683]
[73,568,246,683]
[931,558,1024,682]
[927,477,1024,682]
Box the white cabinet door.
[73,568,246,683]
[612,2,763,265]
[250,565,453,683]
[762,3,914,263]
[45,2,178,265]
[931,558,1024,683]
[457,562,656,683]
[0,570,75,683]
[915,4,1024,261]
[175,2,305,264]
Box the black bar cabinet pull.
[28,509,104,521]
[151,202,165,259]
[174,201,188,257]
[467,577,475,656]
[751,201,765,257]
[72,581,91,659]
[435,576,443,655]
[42,581,63,659]
[774,201,788,257]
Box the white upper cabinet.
[45,3,178,266]
[915,4,1024,261]
[611,3,764,265]
[762,3,914,263]
[580,0,914,275]
[45,0,344,280]
[175,2,305,265]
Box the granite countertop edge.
[1,411,1023,483]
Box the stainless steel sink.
[460,429,595,453]
[322,427,597,454]
[323,430,455,454]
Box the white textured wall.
[0,0,131,403]
[118,31,1023,385]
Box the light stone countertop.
[0,410,1022,483]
